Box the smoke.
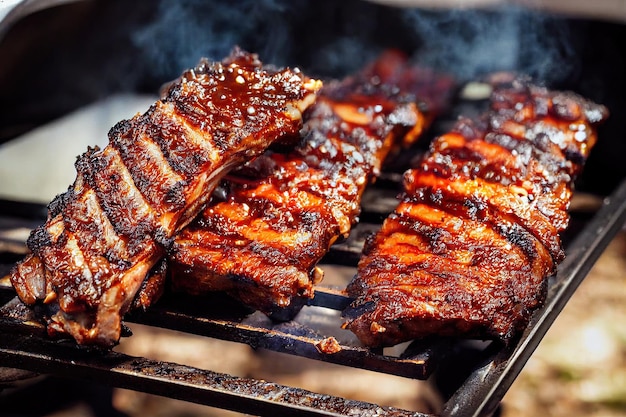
[130,0,396,81]
[131,0,301,79]
[401,6,579,85]
[131,1,580,86]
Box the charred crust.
[108,118,134,140]
[405,187,553,265]
[74,147,99,188]
[9,49,321,349]
[461,196,489,222]
[153,228,174,249]
[346,77,606,347]
[47,189,73,219]
[26,225,53,252]
[495,222,540,262]
[163,181,187,210]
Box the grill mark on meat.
[407,170,563,262]
[71,188,128,267]
[89,147,157,243]
[343,77,608,347]
[144,103,213,179]
[10,48,321,347]
[169,51,455,319]
[352,204,543,293]
[167,102,221,173]
[416,124,575,251]
[109,115,187,215]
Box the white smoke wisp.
[131,0,297,78]
[131,1,579,87]
[402,6,578,85]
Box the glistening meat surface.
[169,52,454,319]
[343,77,608,347]
[10,49,321,347]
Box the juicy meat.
[169,51,454,319]
[343,77,608,347]
[10,48,321,347]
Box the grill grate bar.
[0,279,440,380]
[0,331,432,417]
[0,176,624,416]
[127,289,439,379]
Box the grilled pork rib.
[343,78,608,347]
[10,49,321,347]
[169,52,454,319]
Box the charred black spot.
[164,181,187,210]
[108,124,137,161]
[107,172,121,183]
[497,222,539,262]
[26,225,53,252]
[403,219,448,255]
[47,189,72,219]
[73,148,99,189]
[154,228,174,249]
[564,148,585,167]
[462,196,488,222]
[107,118,134,141]
[428,188,445,205]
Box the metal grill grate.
[1,172,626,417]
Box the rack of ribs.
[169,51,455,319]
[342,76,609,347]
[9,48,322,348]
